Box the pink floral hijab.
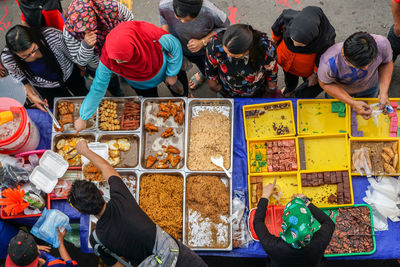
[65,0,120,54]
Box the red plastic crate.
[249,205,284,240]
[0,194,50,219]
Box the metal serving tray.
[51,133,96,167]
[53,97,97,133]
[97,133,140,169]
[140,97,187,170]
[97,96,142,133]
[183,172,232,251]
[137,170,186,242]
[185,98,234,173]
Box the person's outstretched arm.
[75,62,112,132]
[76,140,119,181]
[57,228,72,262]
[253,179,281,252]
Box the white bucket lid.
[29,150,68,193]
[81,142,109,165]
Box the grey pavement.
[0,0,398,98]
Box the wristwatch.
[300,196,312,205]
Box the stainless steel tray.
[183,172,232,251]
[97,96,141,133]
[137,170,186,242]
[116,169,138,200]
[140,98,186,170]
[51,132,96,167]
[185,98,234,173]
[53,97,97,132]
[97,133,140,168]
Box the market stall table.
[15,104,400,259]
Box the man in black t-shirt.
[68,140,207,267]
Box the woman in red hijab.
[75,21,187,132]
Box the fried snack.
[155,159,169,169]
[383,147,395,158]
[161,128,174,138]
[139,174,183,240]
[60,113,73,124]
[57,102,74,115]
[99,100,120,131]
[156,101,184,124]
[146,155,158,168]
[83,162,104,181]
[384,163,397,174]
[121,101,140,130]
[145,123,159,134]
[117,138,130,151]
[167,153,181,168]
[166,145,180,154]
[55,137,85,166]
[108,157,120,166]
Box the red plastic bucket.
[0,97,40,154]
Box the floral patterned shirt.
[205,32,278,97]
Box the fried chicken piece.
[145,123,159,135]
[167,153,181,168]
[157,111,170,122]
[166,145,180,154]
[146,155,158,168]
[155,159,169,169]
[174,112,184,125]
[159,104,170,113]
[161,128,174,138]
[170,104,178,117]
[177,101,183,112]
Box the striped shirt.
[63,2,134,70]
[1,27,74,88]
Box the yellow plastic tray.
[297,99,349,135]
[247,137,299,174]
[243,101,296,140]
[298,134,349,171]
[349,98,400,137]
[298,170,354,208]
[349,137,400,176]
[248,172,300,209]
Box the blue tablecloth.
[23,103,400,259]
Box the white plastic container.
[29,150,68,193]
[81,142,109,165]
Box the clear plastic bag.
[231,190,253,248]
[363,176,400,231]
[31,208,71,248]
[352,148,372,177]
[0,164,30,189]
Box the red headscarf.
[101,21,168,81]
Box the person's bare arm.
[161,24,170,33]
[319,79,372,119]
[25,84,48,112]
[57,229,72,262]
[393,0,400,36]
[76,141,120,181]
[378,61,394,108]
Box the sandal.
[189,72,205,90]
[168,80,184,95]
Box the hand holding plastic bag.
[31,208,71,248]
[231,190,253,248]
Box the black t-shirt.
[90,176,156,266]
[254,198,335,267]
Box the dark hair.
[173,0,203,18]
[222,24,265,69]
[68,180,105,215]
[343,32,378,68]
[4,25,64,84]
